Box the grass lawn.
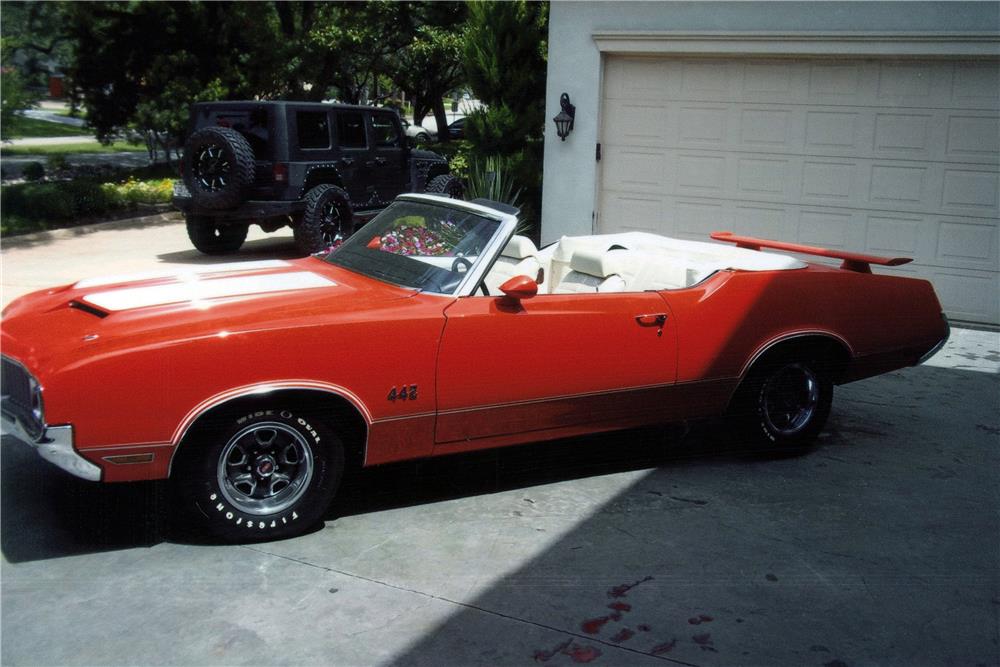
[0,141,147,156]
[5,116,92,139]
[51,108,87,119]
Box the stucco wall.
[540,1,1000,244]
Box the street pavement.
[1,216,998,666]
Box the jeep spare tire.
[183,126,256,210]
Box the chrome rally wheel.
[760,363,821,437]
[217,422,315,516]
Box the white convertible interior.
[483,231,806,295]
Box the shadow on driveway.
[156,236,305,265]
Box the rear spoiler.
[710,231,913,274]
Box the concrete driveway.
[2,216,998,666]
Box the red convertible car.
[2,194,948,541]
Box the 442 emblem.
[387,385,417,402]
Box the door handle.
[635,313,667,327]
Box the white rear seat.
[483,235,543,295]
[553,247,635,293]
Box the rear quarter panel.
[662,264,946,390]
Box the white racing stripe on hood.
[74,260,292,289]
[83,272,336,311]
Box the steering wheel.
[451,257,472,274]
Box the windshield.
[323,200,503,294]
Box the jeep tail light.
[273,163,288,183]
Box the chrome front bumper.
[1,411,101,481]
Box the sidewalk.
[3,136,97,147]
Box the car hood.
[1,257,422,375]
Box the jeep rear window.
[200,109,269,156]
[337,112,367,149]
[297,111,330,149]
[372,113,401,147]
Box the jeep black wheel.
[183,126,256,210]
[425,174,464,199]
[172,405,344,543]
[295,184,354,255]
[729,353,833,456]
[185,216,248,254]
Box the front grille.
[2,357,31,412]
[1,356,43,438]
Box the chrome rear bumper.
[918,314,951,365]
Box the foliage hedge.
[1,178,174,236]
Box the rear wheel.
[172,405,344,542]
[185,216,248,254]
[730,354,832,455]
[294,184,354,255]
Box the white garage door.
[598,56,1000,324]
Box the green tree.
[389,2,467,141]
[63,1,278,159]
[463,0,547,154]
[461,1,548,229]
[1,45,40,139]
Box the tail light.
[273,163,288,183]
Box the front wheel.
[730,355,832,455]
[186,216,248,254]
[172,406,344,542]
[424,174,464,199]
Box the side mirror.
[499,275,538,301]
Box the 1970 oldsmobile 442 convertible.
[1,194,949,541]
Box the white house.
[540,2,1000,324]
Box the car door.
[332,109,373,206]
[434,291,678,447]
[367,111,407,205]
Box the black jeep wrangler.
[172,101,463,255]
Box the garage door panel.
[808,62,865,100]
[737,158,793,198]
[941,168,1000,215]
[951,63,1000,108]
[798,210,864,250]
[603,100,669,146]
[946,115,1000,161]
[600,194,666,235]
[600,56,1000,323]
[602,147,666,194]
[677,105,729,147]
[673,200,727,239]
[935,218,1000,271]
[926,268,1000,324]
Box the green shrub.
[0,177,175,235]
[47,154,70,172]
[22,162,45,181]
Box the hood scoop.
[69,300,109,319]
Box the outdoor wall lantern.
[553,93,575,141]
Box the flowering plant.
[378,218,461,257]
